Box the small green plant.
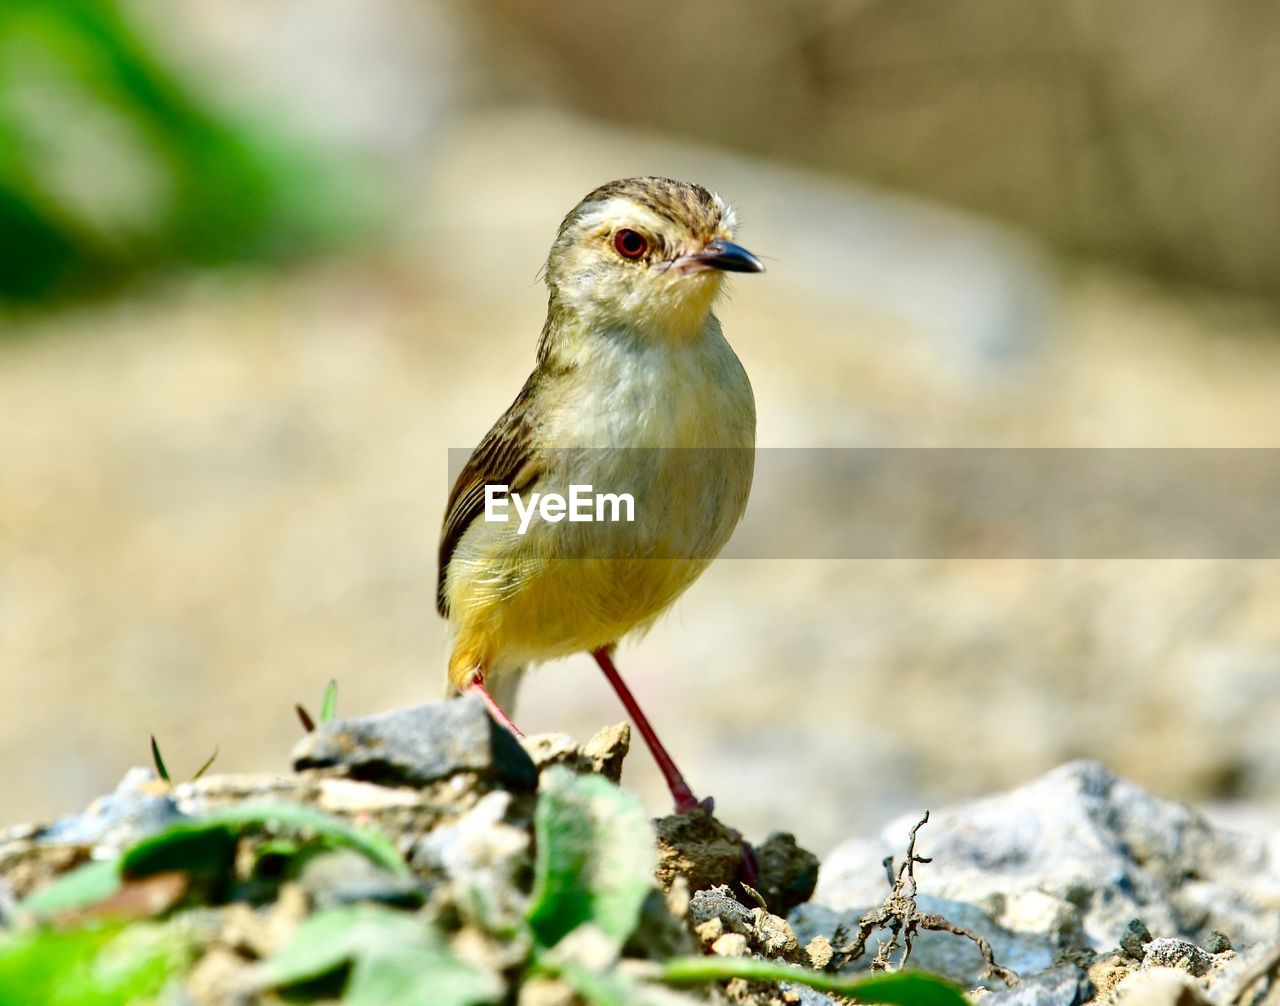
[296,678,339,733]
[15,771,967,1004]
[148,735,217,783]
[250,770,969,1005]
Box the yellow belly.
[447,554,711,681]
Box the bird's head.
[544,177,763,341]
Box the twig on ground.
[832,811,1018,988]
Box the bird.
[437,177,763,814]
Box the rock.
[291,696,537,791]
[1141,938,1215,978]
[799,761,1280,1001]
[626,887,697,961]
[1111,968,1213,1005]
[803,935,833,970]
[654,812,744,893]
[520,723,630,784]
[516,975,575,1006]
[810,761,1280,955]
[1090,951,1139,1000]
[521,733,580,772]
[754,832,819,916]
[1123,919,1155,960]
[410,790,531,924]
[35,767,179,853]
[976,964,1088,1006]
[695,917,724,945]
[220,883,308,960]
[581,723,630,783]
[1202,930,1232,955]
[711,932,748,957]
[751,908,799,958]
[185,945,248,1006]
[792,895,1055,990]
[779,989,839,1006]
[689,885,754,935]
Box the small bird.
[438,177,762,813]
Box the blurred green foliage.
[0,923,189,1005]
[0,0,376,303]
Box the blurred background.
[2,0,1279,854]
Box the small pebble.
[805,935,834,970]
[751,909,798,957]
[1142,937,1214,978]
[1202,930,1232,954]
[712,933,749,957]
[1121,918,1154,960]
[696,917,724,945]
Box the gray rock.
[1123,918,1155,960]
[797,761,1280,1002]
[36,767,180,853]
[978,965,1088,1006]
[1142,938,1215,978]
[1202,930,1232,955]
[689,885,754,935]
[790,895,1056,989]
[291,695,537,791]
[811,761,1280,955]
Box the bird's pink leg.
[591,647,708,815]
[466,676,524,739]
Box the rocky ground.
[2,700,1278,1005]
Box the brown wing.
[437,375,542,617]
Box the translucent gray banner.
[445,448,1280,559]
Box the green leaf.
[20,859,122,919]
[346,944,500,1006]
[191,746,219,781]
[0,922,188,1005]
[122,819,238,882]
[320,679,339,723]
[660,956,970,1005]
[526,768,655,950]
[149,735,170,782]
[121,801,407,882]
[201,802,408,877]
[253,904,501,1006]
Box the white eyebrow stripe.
[573,198,676,236]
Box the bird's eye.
[613,229,648,260]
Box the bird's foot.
[672,787,714,817]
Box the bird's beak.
[677,240,765,274]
